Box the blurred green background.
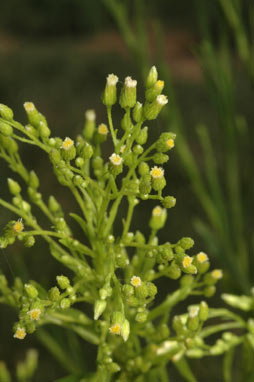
[0,0,253,380]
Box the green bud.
[23,102,41,127]
[109,161,123,177]
[0,103,14,121]
[135,230,146,244]
[144,95,168,120]
[39,121,51,138]
[60,298,71,309]
[0,121,13,136]
[26,322,36,334]
[7,178,21,195]
[127,295,139,307]
[172,315,185,335]
[80,142,93,160]
[158,243,174,262]
[146,66,158,88]
[149,206,167,230]
[187,306,200,331]
[221,293,253,311]
[199,301,209,321]
[48,286,60,301]
[156,132,176,152]
[180,275,194,287]
[135,284,149,299]
[83,110,96,141]
[153,153,169,164]
[60,138,76,161]
[203,285,216,297]
[5,137,18,154]
[103,74,119,107]
[138,162,149,176]
[146,282,157,297]
[94,299,107,320]
[123,179,139,195]
[29,171,40,189]
[204,269,223,285]
[25,124,39,137]
[122,284,134,297]
[135,311,148,323]
[73,175,83,187]
[48,196,62,215]
[121,319,130,342]
[106,362,121,374]
[49,149,61,165]
[133,102,143,123]
[178,237,194,250]
[0,361,11,382]
[186,349,204,358]
[123,151,134,167]
[133,145,143,155]
[24,283,38,299]
[136,126,148,145]
[119,76,137,108]
[121,112,133,131]
[151,176,166,191]
[139,174,151,195]
[145,80,164,102]
[166,262,181,279]
[75,156,85,168]
[23,235,35,247]
[111,311,125,325]
[115,249,129,268]
[57,275,70,289]
[27,187,41,203]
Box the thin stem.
[107,106,117,147]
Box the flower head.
[109,323,121,335]
[189,306,199,318]
[14,327,26,340]
[156,95,168,106]
[27,308,41,321]
[166,138,174,149]
[152,206,163,217]
[125,76,137,88]
[182,256,193,268]
[150,166,164,179]
[211,269,223,280]
[98,124,108,135]
[61,137,74,151]
[197,252,208,264]
[24,102,35,112]
[13,219,24,233]
[107,74,119,86]
[131,276,142,288]
[85,109,96,122]
[109,153,123,166]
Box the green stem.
[107,106,117,147]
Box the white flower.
[125,76,137,88]
[130,276,142,287]
[85,109,96,121]
[109,153,123,166]
[156,95,168,105]
[150,166,164,179]
[107,74,119,86]
[61,137,74,151]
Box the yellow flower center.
[212,269,223,279]
[152,206,163,217]
[27,308,41,321]
[110,153,123,166]
[13,219,24,233]
[156,80,164,89]
[109,323,121,335]
[131,276,142,287]
[166,139,174,149]
[150,166,164,179]
[24,102,35,112]
[98,124,108,135]
[61,137,74,151]
[182,256,193,268]
[14,327,26,340]
[197,252,208,263]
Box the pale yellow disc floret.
[24,102,35,112]
[109,153,123,166]
[120,145,126,154]
[109,323,121,335]
[166,139,175,149]
[182,256,193,268]
[152,206,163,217]
[125,76,137,88]
[131,275,142,288]
[61,137,74,151]
[156,95,168,106]
[98,124,108,135]
[150,166,164,179]
[107,74,119,86]
[27,308,41,321]
[197,252,208,264]
[155,80,164,89]
[85,109,96,122]
[14,327,26,340]
[189,306,199,318]
[13,219,24,233]
[211,269,223,280]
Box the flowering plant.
[0,68,252,381]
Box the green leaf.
[174,357,197,382]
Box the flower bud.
[24,284,38,299]
[133,145,143,155]
[145,80,164,102]
[147,282,157,297]
[203,285,216,297]
[119,76,137,109]
[135,310,148,323]
[133,102,143,123]
[187,306,200,331]
[162,196,176,209]
[135,284,149,299]
[204,269,223,285]
[180,275,194,287]
[23,102,41,127]
[0,103,14,121]
[103,74,119,107]
[94,299,107,320]
[135,126,148,145]
[139,174,151,195]
[0,121,13,136]
[121,111,133,131]
[122,284,134,298]
[150,206,167,230]
[39,121,51,139]
[49,149,61,165]
[57,275,70,289]
[138,162,149,176]
[23,235,35,248]
[7,178,21,195]
[60,137,76,161]
[156,132,176,152]
[60,298,71,309]
[144,95,168,120]
[166,262,181,279]
[29,171,40,189]
[178,237,194,250]
[121,319,130,342]
[48,196,62,215]
[199,301,209,321]
[83,110,96,141]
[109,153,123,176]
[146,66,158,88]
[221,293,253,311]
[48,286,60,301]
[153,153,169,164]
[194,252,210,274]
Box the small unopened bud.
[133,102,143,123]
[199,301,209,321]
[145,80,164,102]
[150,206,167,230]
[94,300,107,320]
[83,110,96,141]
[144,95,168,120]
[103,74,119,107]
[162,196,176,209]
[8,178,21,195]
[146,66,158,88]
[121,319,130,342]
[0,103,14,121]
[24,283,38,299]
[57,275,70,289]
[0,121,13,136]
[119,76,137,109]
